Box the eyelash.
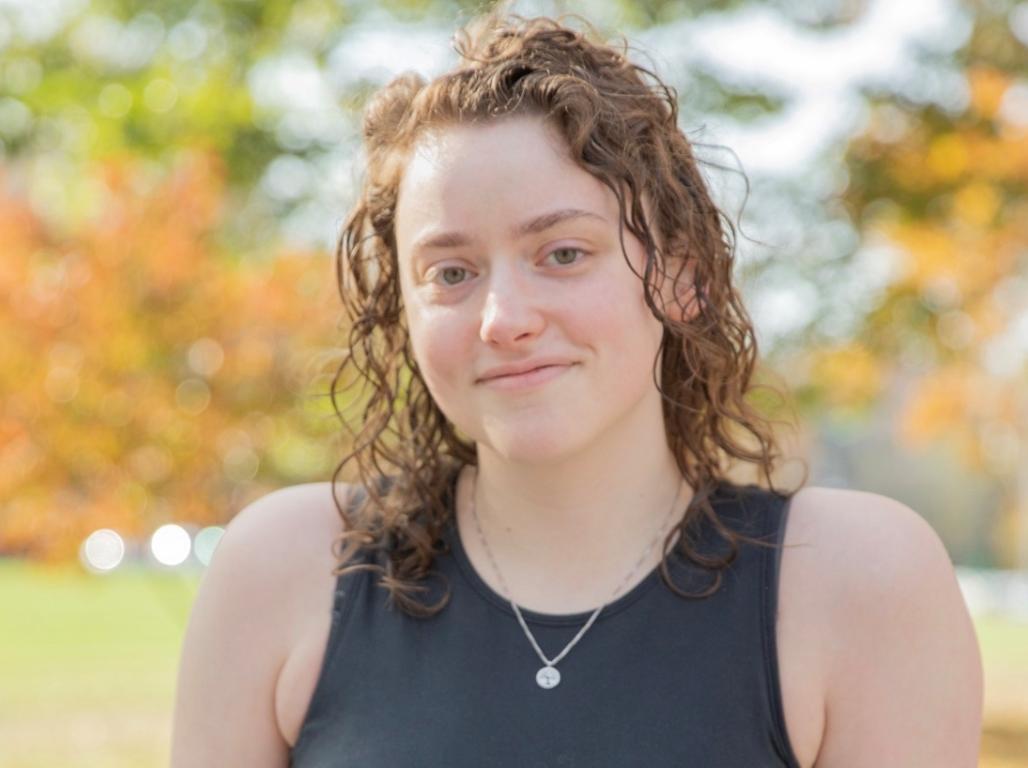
[431,247,588,287]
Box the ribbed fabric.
[289,469,801,768]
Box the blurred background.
[1,0,1026,764]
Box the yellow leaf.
[897,368,968,445]
[810,343,883,408]
[927,133,969,182]
[968,66,1011,120]
[952,181,1001,227]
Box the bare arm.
[170,490,305,767]
[813,493,983,767]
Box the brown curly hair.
[327,8,807,617]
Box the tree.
[838,0,1028,566]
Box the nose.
[479,266,545,347]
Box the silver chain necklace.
[466,468,682,690]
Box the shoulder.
[785,485,983,766]
[190,481,352,662]
[171,482,351,765]
[226,481,347,544]
[784,483,972,656]
[224,482,347,551]
[219,481,351,625]
[784,484,954,587]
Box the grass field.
[2,558,1027,766]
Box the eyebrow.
[412,207,607,252]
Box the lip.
[478,357,577,383]
[478,363,575,390]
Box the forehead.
[394,116,616,248]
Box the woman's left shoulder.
[784,484,954,579]
[782,484,983,766]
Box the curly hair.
[328,8,807,617]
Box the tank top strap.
[760,485,800,768]
[322,483,377,640]
[325,470,457,620]
[698,480,798,766]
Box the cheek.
[576,264,663,353]
[406,308,468,393]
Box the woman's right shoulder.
[226,481,353,552]
[216,482,352,588]
[171,481,359,765]
[227,482,361,746]
[219,481,365,630]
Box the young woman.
[171,11,983,767]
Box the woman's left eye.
[546,247,586,266]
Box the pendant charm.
[536,665,561,689]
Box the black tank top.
[290,470,801,768]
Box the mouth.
[488,364,551,379]
[479,363,574,389]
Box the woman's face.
[394,114,672,464]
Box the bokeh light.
[79,528,126,572]
[149,523,191,566]
[192,526,225,566]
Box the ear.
[639,191,700,325]
[657,255,700,324]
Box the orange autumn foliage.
[0,149,343,562]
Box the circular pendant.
[536,665,561,689]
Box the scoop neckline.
[441,467,709,628]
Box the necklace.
[466,468,683,690]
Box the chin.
[480,424,591,465]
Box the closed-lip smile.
[477,358,576,383]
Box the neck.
[456,438,692,613]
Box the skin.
[394,113,695,609]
